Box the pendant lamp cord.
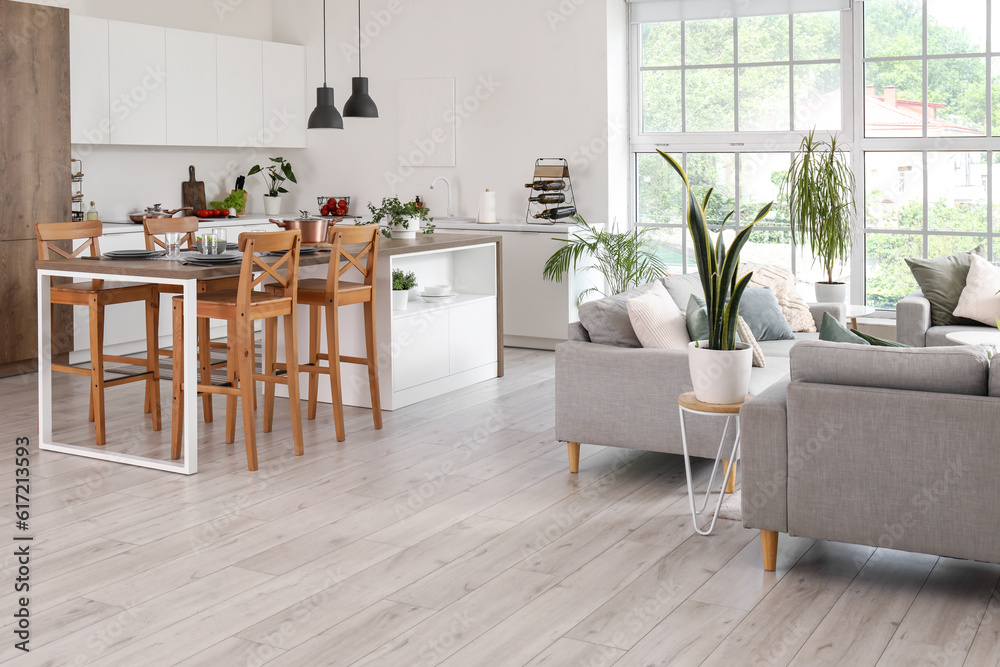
[357,0,363,77]
[322,0,328,86]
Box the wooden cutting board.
[181,165,206,212]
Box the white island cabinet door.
[262,42,307,148]
[165,29,217,146]
[107,21,167,145]
[217,36,264,147]
[70,16,110,145]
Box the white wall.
[23,0,628,224]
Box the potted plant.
[391,269,417,310]
[661,150,772,404]
[248,157,297,216]
[542,216,667,305]
[367,196,433,239]
[782,129,856,303]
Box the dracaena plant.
[659,150,772,351]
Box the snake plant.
[659,150,772,351]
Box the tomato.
[327,198,337,208]
[337,199,348,208]
[197,209,209,217]
[320,205,330,216]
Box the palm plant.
[542,217,668,305]
[659,150,772,351]
[782,129,856,285]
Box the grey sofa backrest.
[992,356,1000,397]
[790,340,992,396]
[568,322,591,342]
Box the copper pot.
[269,211,342,243]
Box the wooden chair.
[142,216,238,422]
[171,230,303,471]
[266,224,382,441]
[35,220,161,445]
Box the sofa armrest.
[568,321,590,342]
[808,302,845,329]
[740,378,790,533]
[896,290,931,347]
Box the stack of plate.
[421,291,458,304]
[184,253,243,267]
[260,246,320,257]
[103,249,164,260]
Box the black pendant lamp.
[308,0,343,129]
[343,0,379,117]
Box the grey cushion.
[819,311,869,345]
[992,356,1000,398]
[925,324,997,347]
[757,335,813,360]
[686,294,710,342]
[567,321,590,342]
[905,245,985,327]
[748,358,791,395]
[577,282,657,347]
[739,287,796,341]
[790,340,991,396]
[660,273,703,311]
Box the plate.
[186,253,242,264]
[421,293,458,303]
[183,258,241,267]
[104,249,162,259]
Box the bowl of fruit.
[318,196,350,218]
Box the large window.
[631,1,1000,310]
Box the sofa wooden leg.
[723,459,736,493]
[567,442,580,473]
[761,530,778,572]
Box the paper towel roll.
[477,189,498,224]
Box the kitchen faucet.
[429,177,454,218]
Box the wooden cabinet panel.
[108,20,167,145]
[69,15,110,145]
[1,1,71,241]
[165,28,218,146]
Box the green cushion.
[819,312,869,345]
[850,329,910,347]
[686,294,710,342]
[905,245,986,327]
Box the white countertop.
[101,215,283,235]
[429,219,597,234]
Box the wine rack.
[71,158,84,222]
[525,157,577,224]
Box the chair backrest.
[326,224,380,294]
[237,230,301,308]
[35,220,103,260]
[143,216,199,251]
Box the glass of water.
[164,232,181,259]
[212,228,227,254]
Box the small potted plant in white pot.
[368,196,433,239]
[248,157,297,216]
[782,129,856,303]
[661,150,772,404]
[392,269,417,310]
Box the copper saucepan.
[269,211,343,243]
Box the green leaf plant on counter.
[247,157,296,197]
[209,189,247,215]
[660,150,772,352]
[392,269,417,291]
[363,196,434,238]
[542,215,667,306]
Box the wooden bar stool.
[171,230,304,471]
[35,220,161,445]
[266,224,382,441]
[143,216,238,422]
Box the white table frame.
[678,405,741,536]
[37,268,200,474]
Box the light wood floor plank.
[613,600,746,667]
[522,638,625,667]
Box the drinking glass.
[164,232,181,259]
[212,228,227,254]
[197,231,215,255]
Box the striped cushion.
[626,281,690,350]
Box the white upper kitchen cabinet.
[165,29,218,146]
[69,15,110,145]
[262,42,307,148]
[107,21,167,145]
[217,35,264,147]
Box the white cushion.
[626,281,690,349]
[954,254,1000,326]
[739,263,816,333]
[737,316,766,368]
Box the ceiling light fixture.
[343,0,379,118]
[307,0,344,129]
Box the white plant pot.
[392,289,409,311]
[391,224,416,239]
[814,282,847,303]
[263,195,282,216]
[688,341,753,405]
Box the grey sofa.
[897,289,996,346]
[741,340,1000,571]
[554,279,843,472]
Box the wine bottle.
[524,180,566,191]
[528,193,566,204]
[533,206,577,220]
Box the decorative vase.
[263,195,282,216]
[392,289,409,311]
[687,341,753,405]
[814,282,847,304]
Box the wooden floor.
[2,348,999,666]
